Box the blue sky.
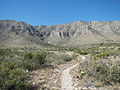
[0,0,120,25]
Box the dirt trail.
[61,63,79,90]
[61,56,85,90]
[28,51,85,90]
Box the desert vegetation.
[0,48,76,90]
[0,43,120,89]
[78,43,120,87]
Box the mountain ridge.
[0,20,120,48]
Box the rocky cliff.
[0,20,48,48]
[0,20,120,48]
[35,21,120,47]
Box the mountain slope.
[0,20,50,48]
[0,20,120,48]
[35,21,120,47]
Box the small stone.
[33,82,36,85]
[81,87,88,90]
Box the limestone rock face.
[0,20,48,48]
[35,21,120,46]
[0,20,120,48]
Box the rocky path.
[61,63,79,90]
[61,56,85,90]
[28,53,86,90]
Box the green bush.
[45,52,75,65]
[45,52,62,65]
[22,52,47,70]
[61,55,72,62]
[0,49,12,57]
[76,50,88,55]
[20,58,39,71]
[7,68,28,90]
[79,58,120,84]
[110,65,120,83]
[95,53,110,59]
[34,52,47,65]
[24,53,33,60]
[0,61,28,90]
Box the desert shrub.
[22,53,39,70]
[24,53,33,60]
[78,44,120,85]
[22,52,47,70]
[0,49,50,90]
[0,49,14,62]
[109,65,120,83]
[46,52,75,65]
[20,58,39,71]
[71,53,78,60]
[0,61,28,90]
[34,52,47,65]
[95,53,110,59]
[79,58,120,84]
[0,49,12,57]
[75,50,88,55]
[3,60,20,70]
[92,60,109,82]
[94,62,120,84]
[45,52,62,65]
[61,55,72,62]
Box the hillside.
[0,20,51,48]
[36,21,120,47]
[0,20,120,48]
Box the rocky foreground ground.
[28,53,120,90]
